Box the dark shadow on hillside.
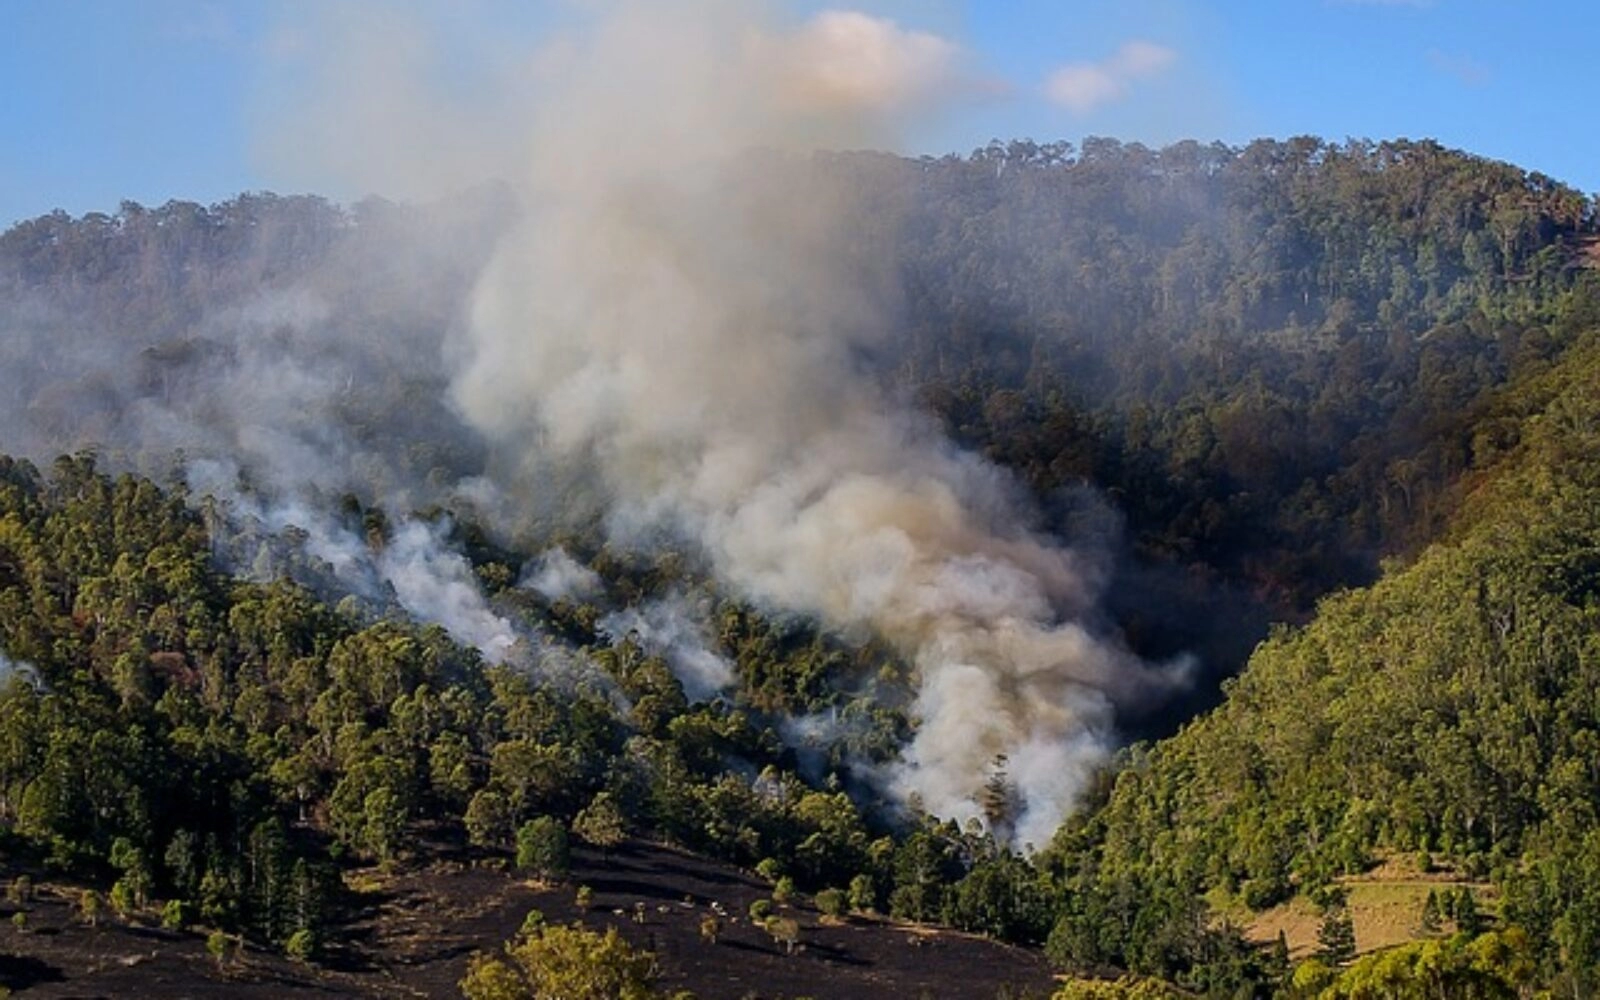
[0,953,65,990]
[1107,553,1280,741]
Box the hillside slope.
[1,137,1599,997]
[1041,331,1600,994]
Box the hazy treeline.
[0,188,508,506]
[4,135,1593,611]
[875,136,1597,604]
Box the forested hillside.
[0,136,1597,997]
[883,137,1596,605]
[1041,329,1600,995]
[5,137,1592,655]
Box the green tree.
[516,816,571,881]
[285,928,317,963]
[1051,976,1184,999]
[1454,887,1483,935]
[772,876,795,905]
[1317,904,1356,965]
[78,889,102,927]
[848,873,877,913]
[206,930,231,970]
[361,785,407,864]
[109,879,136,917]
[815,887,847,918]
[572,792,626,854]
[466,787,515,849]
[161,899,188,930]
[1418,889,1442,934]
[459,922,662,1000]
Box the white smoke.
[521,547,604,603]
[439,1,1188,843]
[779,705,887,785]
[190,460,520,663]
[598,594,734,703]
[380,518,519,663]
[0,652,43,692]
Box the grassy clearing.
[1241,869,1499,960]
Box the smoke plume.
[598,594,734,703]
[521,547,604,603]
[191,460,522,663]
[0,652,43,692]
[440,1,1186,844]
[0,0,1192,844]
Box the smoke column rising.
[438,1,1186,845]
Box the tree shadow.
[0,953,66,990]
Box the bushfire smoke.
[437,1,1186,845]
[0,0,1193,847]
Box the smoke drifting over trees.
[4,1,1589,851]
[0,2,1183,844]
[12,7,1600,996]
[428,2,1182,844]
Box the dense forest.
[1,136,1598,997]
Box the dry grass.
[1242,854,1498,960]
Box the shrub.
[815,888,847,917]
[772,876,795,904]
[285,928,317,962]
[161,899,189,930]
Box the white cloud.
[1044,40,1176,114]
[772,10,963,112]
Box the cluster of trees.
[1287,928,1538,998]
[0,451,1057,963]
[0,189,505,505]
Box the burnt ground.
[0,840,1057,999]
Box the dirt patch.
[0,881,365,999]
[0,841,1056,999]
[509,841,1055,1000]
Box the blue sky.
[3,0,1597,229]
